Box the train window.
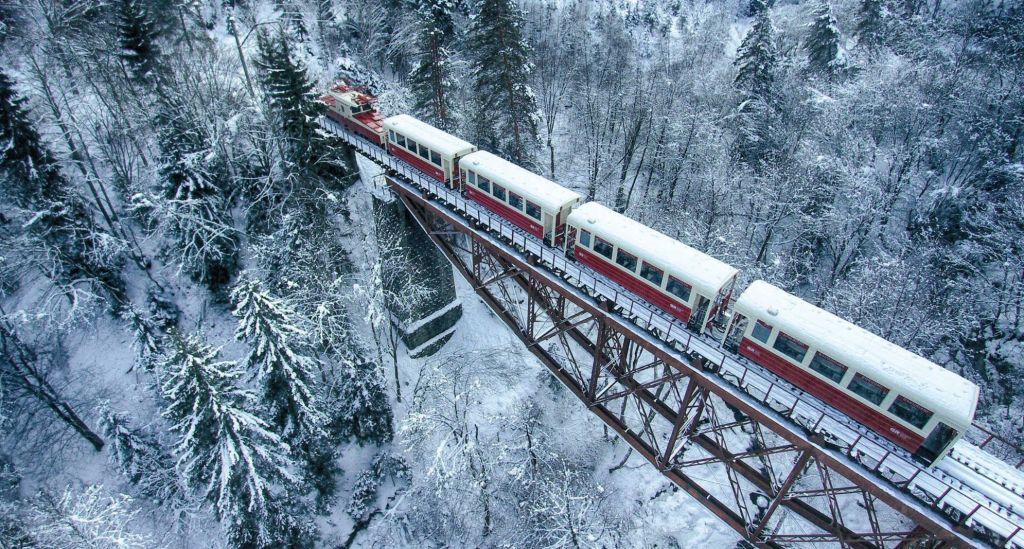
[508,192,524,210]
[388,130,396,142]
[404,137,414,151]
[615,249,638,272]
[751,320,772,343]
[666,277,692,302]
[467,171,476,186]
[526,201,542,220]
[809,353,847,383]
[492,184,507,201]
[430,150,442,166]
[579,230,591,247]
[478,176,491,193]
[848,373,888,406]
[593,237,614,259]
[888,396,932,429]
[772,332,808,363]
[418,145,431,160]
[640,262,664,286]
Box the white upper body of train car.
[565,202,739,334]
[728,280,979,465]
[459,150,581,245]
[382,114,476,186]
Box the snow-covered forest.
[0,0,1021,546]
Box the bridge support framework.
[382,175,981,548]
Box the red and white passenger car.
[383,115,476,186]
[565,202,738,334]
[321,81,385,145]
[725,281,979,464]
[459,151,581,245]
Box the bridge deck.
[322,117,1024,547]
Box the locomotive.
[321,81,979,466]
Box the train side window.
[809,353,847,383]
[615,248,638,272]
[579,230,591,247]
[430,150,442,166]
[478,175,490,192]
[640,262,664,286]
[666,277,692,302]
[772,332,808,363]
[418,145,431,160]
[492,184,507,202]
[404,137,415,151]
[751,320,772,343]
[526,201,542,220]
[593,237,614,259]
[848,373,888,405]
[388,130,396,142]
[888,396,932,429]
[508,192,524,210]
[467,171,477,186]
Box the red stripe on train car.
[574,247,693,323]
[737,338,925,453]
[388,145,445,182]
[466,187,544,238]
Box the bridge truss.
[323,119,1024,548]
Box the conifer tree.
[466,0,540,165]
[333,357,393,444]
[153,93,237,289]
[255,30,331,176]
[117,0,163,82]
[806,1,843,76]
[734,11,778,104]
[160,332,308,548]
[230,273,325,442]
[0,69,125,305]
[746,0,775,17]
[856,0,886,49]
[96,405,180,503]
[409,0,458,131]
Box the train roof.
[460,151,581,212]
[382,115,475,158]
[734,281,979,428]
[567,202,738,299]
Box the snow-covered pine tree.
[116,0,163,82]
[746,0,775,17]
[806,1,843,76]
[95,404,181,503]
[230,273,325,442]
[466,0,540,165]
[856,0,886,49]
[255,29,335,181]
[122,306,162,371]
[734,10,778,104]
[409,0,458,131]
[159,332,307,548]
[0,69,126,307]
[332,356,393,444]
[153,92,237,289]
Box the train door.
[688,294,710,333]
[542,212,555,246]
[723,313,747,353]
[913,422,959,465]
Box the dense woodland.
[0,0,1021,546]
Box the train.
[321,81,980,467]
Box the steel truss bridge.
[321,118,1024,548]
